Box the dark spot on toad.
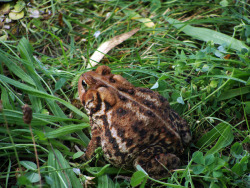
[129,146,137,153]
[148,161,152,168]
[105,129,111,137]
[159,95,166,103]
[100,115,109,128]
[104,100,112,111]
[166,131,175,138]
[132,122,139,132]
[109,137,115,143]
[172,111,180,119]
[118,87,125,91]
[106,150,112,157]
[117,128,125,139]
[149,134,154,141]
[96,136,101,142]
[153,147,163,154]
[139,129,147,139]
[112,141,119,149]
[138,159,144,165]
[177,122,184,129]
[126,138,133,147]
[146,110,155,117]
[110,78,116,83]
[118,94,127,101]
[91,92,102,113]
[117,108,126,116]
[128,89,134,94]
[169,114,175,122]
[167,147,174,154]
[138,88,153,93]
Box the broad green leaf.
[220,0,228,7]
[45,123,89,138]
[192,151,205,165]
[213,170,223,178]
[205,154,215,166]
[20,161,37,170]
[73,151,85,160]
[192,165,205,175]
[25,172,40,183]
[206,125,234,155]
[231,142,243,157]
[231,163,243,176]
[14,0,25,12]
[45,176,53,185]
[97,174,115,188]
[17,176,31,186]
[9,10,24,20]
[165,17,249,51]
[210,80,218,88]
[231,155,249,176]
[130,171,147,187]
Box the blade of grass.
[0,51,35,86]
[165,17,249,51]
[0,75,88,120]
[45,123,89,139]
[218,86,250,101]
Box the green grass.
[0,0,249,187]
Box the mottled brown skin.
[78,65,191,177]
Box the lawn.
[0,0,249,187]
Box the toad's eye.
[82,80,87,88]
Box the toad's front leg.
[84,125,101,160]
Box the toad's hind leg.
[133,149,180,178]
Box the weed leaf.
[130,171,147,187]
[97,174,115,188]
[20,161,37,170]
[25,172,40,183]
